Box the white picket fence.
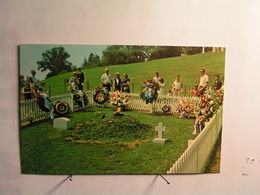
[167,107,223,174]
[85,91,200,113]
[20,91,200,124]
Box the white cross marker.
[155,122,166,139]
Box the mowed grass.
[20,107,196,174]
[44,52,225,96]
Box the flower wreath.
[54,101,70,115]
[162,105,171,113]
[73,90,89,107]
[93,87,110,104]
[36,94,70,116]
[140,80,159,104]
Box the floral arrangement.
[190,85,200,97]
[140,80,159,104]
[54,101,70,115]
[73,90,89,107]
[192,88,224,134]
[110,91,131,108]
[93,87,110,104]
[162,105,171,113]
[175,100,199,119]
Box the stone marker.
[153,122,168,144]
[53,117,72,130]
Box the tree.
[101,45,150,65]
[149,46,182,60]
[37,47,72,78]
[82,53,101,68]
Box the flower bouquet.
[110,91,131,112]
[175,100,198,119]
[192,89,224,134]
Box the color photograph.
[19,44,225,174]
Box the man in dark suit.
[77,67,85,90]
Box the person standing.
[31,69,39,85]
[212,75,222,91]
[153,72,162,93]
[152,72,161,84]
[68,72,79,92]
[113,72,121,92]
[158,78,165,95]
[77,67,85,90]
[22,82,32,100]
[101,68,113,91]
[121,73,130,93]
[171,75,183,96]
[198,68,209,95]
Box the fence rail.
[20,91,200,124]
[85,91,200,113]
[167,107,223,174]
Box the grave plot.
[20,107,196,174]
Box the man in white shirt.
[101,68,113,91]
[198,69,209,95]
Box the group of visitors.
[150,68,223,97]
[68,68,85,92]
[149,72,183,96]
[22,70,48,100]
[22,67,223,100]
[190,69,223,97]
[100,68,131,93]
[98,68,222,97]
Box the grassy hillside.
[45,52,225,96]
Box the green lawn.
[44,52,225,96]
[20,107,196,174]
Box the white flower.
[209,100,214,105]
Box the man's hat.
[200,69,205,72]
[105,68,109,71]
[115,72,119,75]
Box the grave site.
[19,45,225,174]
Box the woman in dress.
[121,73,130,93]
[158,78,165,95]
[68,72,79,92]
[171,75,183,96]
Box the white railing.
[84,91,200,113]
[167,107,223,174]
[20,93,73,124]
[20,91,200,124]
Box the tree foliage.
[37,47,72,78]
[100,45,205,66]
[82,53,101,68]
